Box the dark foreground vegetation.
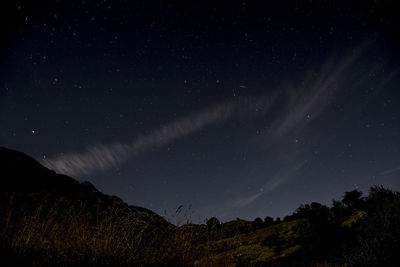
[1,147,399,266]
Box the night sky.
[1,1,399,222]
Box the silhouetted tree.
[206,217,220,231]
[342,189,363,211]
[352,186,400,266]
[206,217,221,240]
[252,217,264,230]
[264,216,274,226]
[293,201,343,262]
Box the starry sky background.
[1,0,399,222]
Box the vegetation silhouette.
[0,147,399,266]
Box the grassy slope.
[202,220,303,264]
[1,147,399,266]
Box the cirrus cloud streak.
[43,94,276,176]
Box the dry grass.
[0,194,174,266]
[0,195,355,266]
[0,195,232,266]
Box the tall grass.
[0,193,360,266]
[0,193,175,266]
[0,194,233,266]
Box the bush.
[351,186,400,266]
[252,217,264,230]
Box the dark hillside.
[1,146,399,266]
[0,147,173,266]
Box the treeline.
[204,185,400,266]
[1,184,399,266]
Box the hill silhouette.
[1,146,399,266]
[0,146,167,218]
[0,147,173,266]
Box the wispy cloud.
[234,191,264,209]
[269,43,369,139]
[43,42,376,178]
[379,167,400,176]
[220,42,376,218]
[43,94,277,176]
[233,160,307,209]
